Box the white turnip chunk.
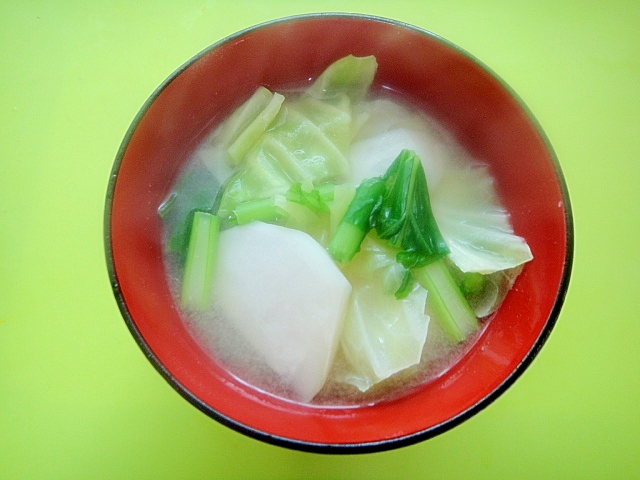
[348,99,463,189]
[211,221,352,402]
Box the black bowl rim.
[104,12,574,454]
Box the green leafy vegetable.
[394,269,415,300]
[376,149,449,269]
[448,261,525,318]
[181,211,221,311]
[458,271,486,296]
[328,176,386,263]
[329,148,477,343]
[327,183,356,238]
[413,261,479,343]
[328,149,449,268]
[231,197,289,226]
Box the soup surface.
[158,55,532,406]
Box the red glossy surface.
[107,14,570,450]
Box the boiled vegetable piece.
[394,269,415,300]
[339,238,430,391]
[269,107,350,181]
[215,56,378,219]
[340,284,430,392]
[215,87,273,146]
[289,94,353,152]
[342,236,416,300]
[225,183,337,244]
[231,197,289,226]
[431,166,533,274]
[216,142,293,220]
[449,261,525,318]
[328,183,356,238]
[274,194,330,246]
[226,91,284,166]
[306,54,378,102]
[348,99,458,190]
[215,86,285,166]
[180,212,221,311]
[329,148,477,345]
[158,161,220,258]
[286,182,331,213]
[211,221,352,402]
[376,149,450,269]
[413,260,478,343]
[231,182,333,226]
[215,101,351,218]
[329,149,450,269]
[328,176,386,264]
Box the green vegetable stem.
[231,197,290,226]
[413,261,479,343]
[328,176,386,263]
[181,211,221,311]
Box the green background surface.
[1,1,638,478]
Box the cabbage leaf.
[431,166,533,275]
[215,55,378,220]
[338,237,430,392]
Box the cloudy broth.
[159,82,523,406]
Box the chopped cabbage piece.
[431,166,533,275]
[215,56,378,220]
[306,54,377,102]
[338,238,430,391]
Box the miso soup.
[158,55,533,405]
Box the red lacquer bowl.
[105,14,573,453]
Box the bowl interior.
[106,14,571,452]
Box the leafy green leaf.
[375,149,450,269]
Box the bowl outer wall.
[106,14,572,451]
